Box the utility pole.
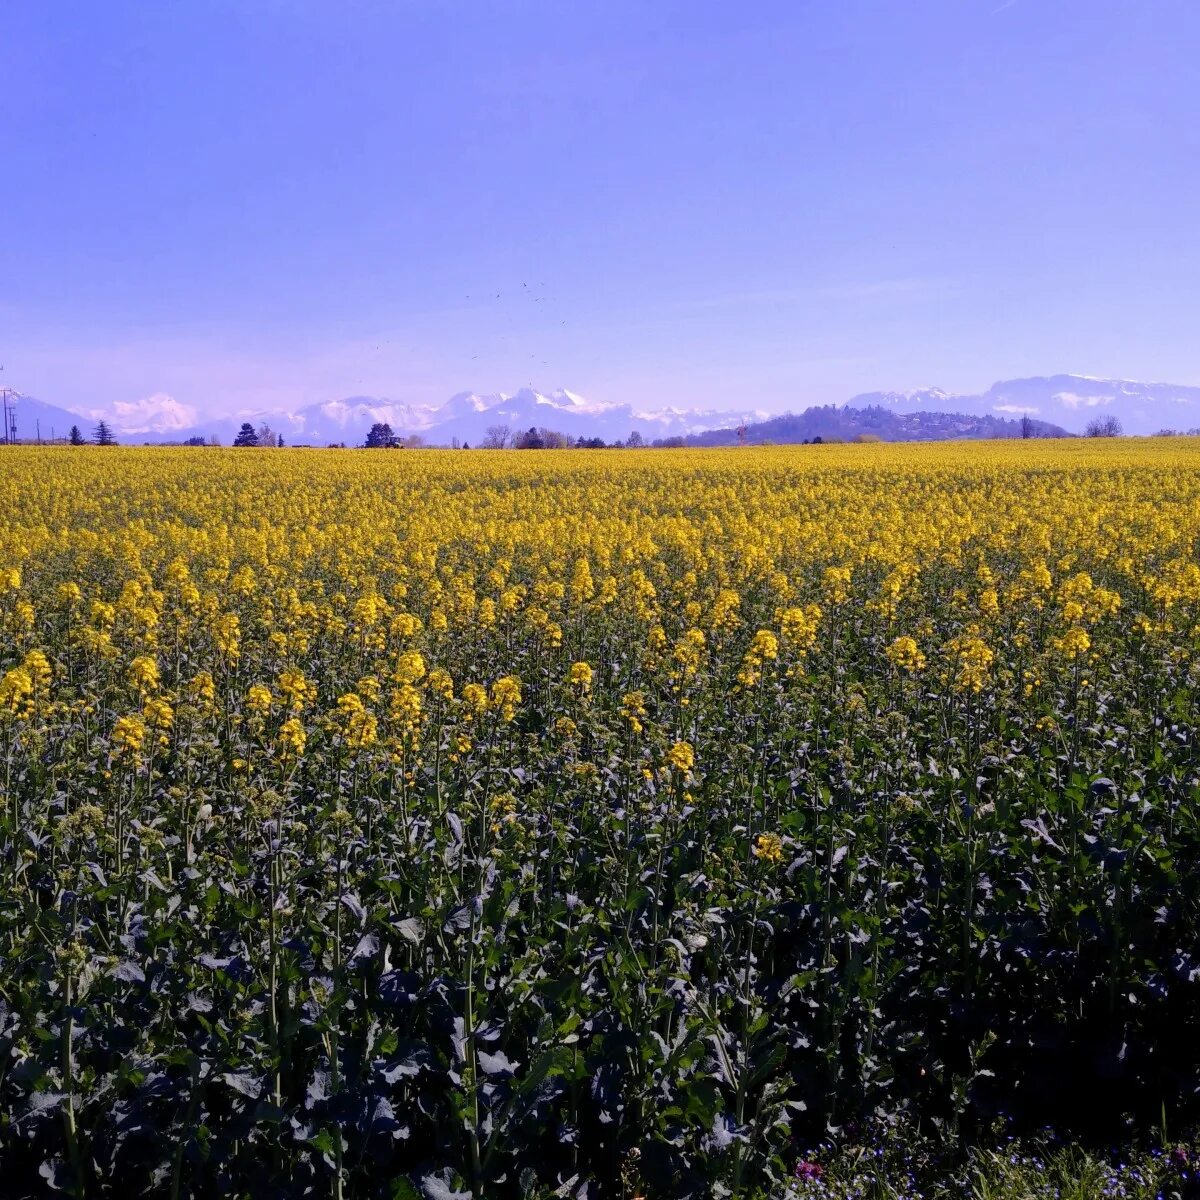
[1,388,27,445]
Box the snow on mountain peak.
[554,388,590,408]
[88,392,199,435]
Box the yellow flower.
[620,690,647,735]
[886,636,926,673]
[752,832,783,865]
[1054,626,1091,660]
[143,696,174,747]
[352,593,387,627]
[822,565,852,605]
[278,717,307,759]
[461,682,488,716]
[0,668,34,719]
[188,670,216,712]
[143,696,174,732]
[750,630,778,660]
[427,667,454,701]
[129,655,160,693]
[664,740,694,773]
[567,661,593,691]
[944,630,994,694]
[490,675,522,722]
[22,649,52,693]
[277,668,316,711]
[111,714,147,760]
[393,650,426,686]
[709,589,741,634]
[336,692,377,748]
[214,612,241,659]
[246,684,274,716]
[778,604,821,655]
[738,628,780,686]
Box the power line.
[0,388,21,446]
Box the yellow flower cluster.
[753,832,784,865]
[0,438,1196,796]
[886,636,926,673]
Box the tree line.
[60,413,1200,451]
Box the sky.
[3,0,1199,423]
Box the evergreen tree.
[364,422,397,448]
[93,421,116,446]
[68,425,85,446]
[233,422,259,447]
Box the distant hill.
[845,375,1200,436]
[0,394,93,442]
[685,404,1068,446]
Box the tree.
[1020,414,1033,440]
[183,435,207,446]
[68,425,85,446]
[514,426,545,450]
[364,422,397,449]
[1085,415,1123,438]
[257,422,278,448]
[93,421,116,446]
[626,430,644,448]
[539,427,572,449]
[233,422,259,447]
[482,424,511,449]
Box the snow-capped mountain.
[208,388,766,447]
[13,374,1200,445]
[427,389,767,446]
[846,375,1200,435]
[3,385,762,445]
[85,392,199,435]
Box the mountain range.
[4,374,1199,446]
[687,405,1067,446]
[0,388,766,447]
[843,375,1200,436]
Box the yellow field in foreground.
[2,438,1199,1194]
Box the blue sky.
[2,0,1198,421]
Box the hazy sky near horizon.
[3,1,1199,420]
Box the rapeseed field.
[1,441,1198,1197]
